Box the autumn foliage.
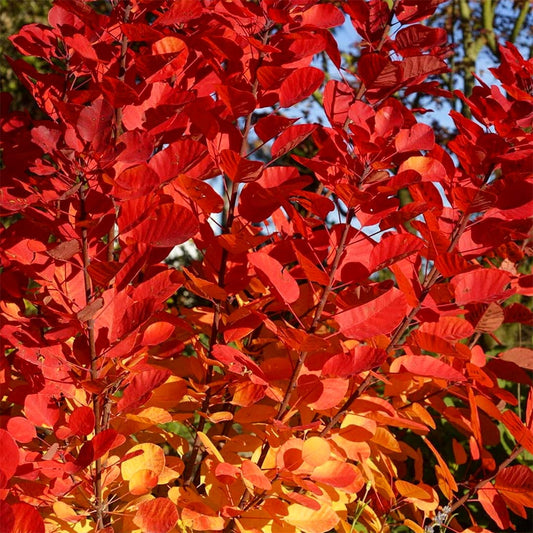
[1,0,533,532]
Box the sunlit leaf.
[133,498,179,533]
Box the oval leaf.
[248,251,300,304]
[389,355,466,382]
[280,67,324,108]
[134,498,179,533]
[336,288,408,340]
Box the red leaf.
[152,36,186,55]
[11,502,45,533]
[395,123,435,153]
[0,429,19,480]
[211,345,267,385]
[134,498,179,533]
[0,501,14,532]
[7,417,36,443]
[369,233,424,272]
[47,239,81,261]
[248,251,300,304]
[77,297,104,322]
[398,156,447,181]
[118,367,172,413]
[156,0,203,24]
[358,53,400,89]
[69,406,95,436]
[478,486,511,530]
[401,55,447,83]
[64,34,99,62]
[223,312,265,343]
[131,203,198,247]
[389,355,466,382]
[100,77,139,107]
[434,252,472,277]
[76,97,114,151]
[24,393,60,428]
[469,302,504,333]
[395,25,447,53]
[336,288,409,340]
[451,269,513,305]
[280,67,324,108]
[215,462,240,485]
[114,164,160,199]
[504,303,533,325]
[495,464,533,494]
[419,316,474,340]
[500,347,533,371]
[254,114,296,143]
[76,429,125,467]
[216,85,257,117]
[297,374,348,410]
[396,0,442,24]
[300,4,345,28]
[271,124,316,159]
[219,150,263,183]
[323,80,354,126]
[238,183,280,222]
[141,321,176,346]
[323,346,387,377]
[501,410,533,454]
[178,175,223,214]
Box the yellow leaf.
[285,502,339,533]
[197,431,224,462]
[145,377,187,409]
[396,480,439,512]
[52,501,85,523]
[404,518,425,533]
[135,406,173,424]
[340,414,377,441]
[129,469,159,495]
[208,411,234,423]
[302,436,331,467]
[371,427,401,452]
[121,443,165,481]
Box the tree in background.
[1,1,532,533]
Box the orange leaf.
[423,438,458,493]
[478,486,511,530]
[302,437,331,467]
[285,502,339,533]
[277,438,306,472]
[197,431,224,462]
[121,443,165,481]
[129,469,159,495]
[241,459,272,491]
[133,498,179,533]
[248,251,300,304]
[452,438,467,465]
[181,503,225,531]
[395,481,439,512]
[371,427,401,452]
[502,410,533,453]
[495,465,533,508]
[398,156,447,181]
[297,375,348,411]
[311,460,363,490]
[389,355,466,382]
[141,321,175,346]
